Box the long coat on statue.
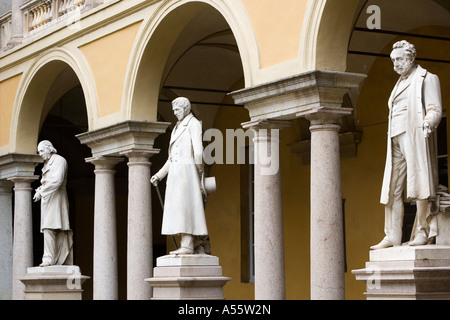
[380,65,442,205]
[155,113,208,236]
[36,153,70,232]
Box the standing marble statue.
[151,97,212,255]
[371,40,442,250]
[33,140,73,266]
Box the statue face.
[38,146,52,161]
[391,48,414,76]
[173,106,187,121]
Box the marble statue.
[371,40,442,250]
[151,97,215,255]
[33,140,73,266]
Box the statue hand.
[150,175,160,186]
[33,191,41,202]
[423,122,432,138]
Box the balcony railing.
[0,0,105,52]
[0,11,12,49]
[22,0,86,36]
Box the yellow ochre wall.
[241,0,307,68]
[79,22,142,118]
[0,74,22,148]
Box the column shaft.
[243,120,290,300]
[87,157,122,300]
[9,176,38,300]
[125,152,154,300]
[309,123,345,300]
[0,181,13,299]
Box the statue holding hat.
[151,97,216,255]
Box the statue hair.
[38,140,57,154]
[392,40,417,61]
[172,97,191,113]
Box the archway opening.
[342,0,450,299]
[22,62,96,299]
[138,3,250,298]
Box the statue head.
[391,40,416,76]
[172,97,191,121]
[37,140,57,161]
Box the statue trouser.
[373,134,429,249]
[170,234,211,255]
[41,229,74,267]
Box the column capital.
[230,70,366,121]
[77,121,170,158]
[85,156,123,170]
[8,175,40,186]
[297,106,353,127]
[0,153,43,180]
[241,119,292,131]
[120,149,159,160]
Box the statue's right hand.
[150,175,159,186]
[33,191,41,202]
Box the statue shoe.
[409,232,428,246]
[170,247,194,255]
[370,238,394,250]
[39,255,54,267]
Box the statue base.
[352,245,450,300]
[20,265,89,300]
[145,254,231,300]
[437,211,450,245]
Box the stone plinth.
[20,265,89,300]
[146,255,231,300]
[437,212,450,245]
[352,245,450,300]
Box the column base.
[146,255,231,300]
[20,265,89,300]
[352,245,450,300]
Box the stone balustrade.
[0,0,105,51]
[21,0,86,36]
[0,11,12,49]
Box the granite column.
[123,151,157,300]
[9,175,38,300]
[0,181,13,299]
[303,112,351,300]
[86,156,122,300]
[242,119,291,300]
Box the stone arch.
[123,0,258,123]
[299,0,361,72]
[11,47,97,153]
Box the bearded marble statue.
[371,40,442,250]
[34,140,73,266]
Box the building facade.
[0,0,449,300]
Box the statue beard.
[394,59,414,76]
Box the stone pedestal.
[20,265,89,300]
[352,245,450,300]
[146,255,231,300]
[437,212,450,245]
